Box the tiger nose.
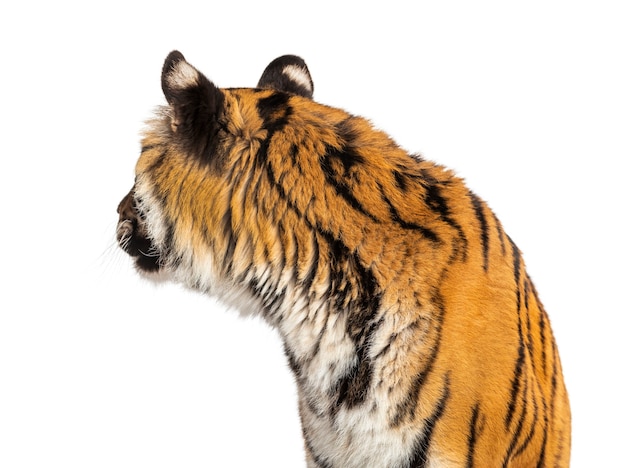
[117,190,136,219]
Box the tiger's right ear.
[161,51,224,137]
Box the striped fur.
[117,51,571,467]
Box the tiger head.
[116,51,324,305]
[116,50,431,315]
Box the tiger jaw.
[116,189,162,272]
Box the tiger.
[116,51,571,467]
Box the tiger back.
[117,51,571,467]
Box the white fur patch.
[167,61,199,89]
[283,64,312,93]
[134,176,169,251]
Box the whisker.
[138,248,160,258]
[92,237,133,281]
[118,234,131,251]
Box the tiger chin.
[117,51,571,467]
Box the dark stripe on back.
[424,182,468,261]
[319,144,381,223]
[523,277,535,363]
[469,191,490,271]
[256,92,291,124]
[393,169,410,191]
[530,279,548,376]
[494,216,507,255]
[382,193,441,243]
[505,240,526,431]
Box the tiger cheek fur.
[116,51,571,467]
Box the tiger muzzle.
[116,189,161,272]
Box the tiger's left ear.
[258,55,314,99]
[161,51,224,137]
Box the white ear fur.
[282,64,313,95]
[166,60,200,90]
[161,50,201,106]
[258,55,314,99]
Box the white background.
[1,1,624,466]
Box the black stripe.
[283,345,302,380]
[220,204,236,274]
[307,308,330,366]
[391,345,438,427]
[288,142,300,169]
[325,142,365,174]
[256,92,291,124]
[528,278,548,376]
[261,146,325,301]
[330,237,383,410]
[277,220,294,277]
[383,193,441,243]
[319,145,380,223]
[536,404,549,468]
[393,169,410,191]
[391,292,445,427]
[504,367,547,467]
[505,240,525,431]
[265,154,289,203]
[503,376,529,467]
[140,143,159,154]
[466,403,483,468]
[145,149,169,175]
[424,182,468,261]
[524,278,535,364]
[372,317,424,362]
[505,333,525,432]
[301,232,320,291]
[549,337,559,422]
[469,191,490,271]
[262,288,286,316]
[406,374,451,468]
[334,355,373,410]
[539,311,547,376]
[512,383,540,459]
[495,216,506,255]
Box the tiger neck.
[248,245,385,413]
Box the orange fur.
[118,52,570,467]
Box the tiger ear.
[161,50,224,136]
[258,55,314,99]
